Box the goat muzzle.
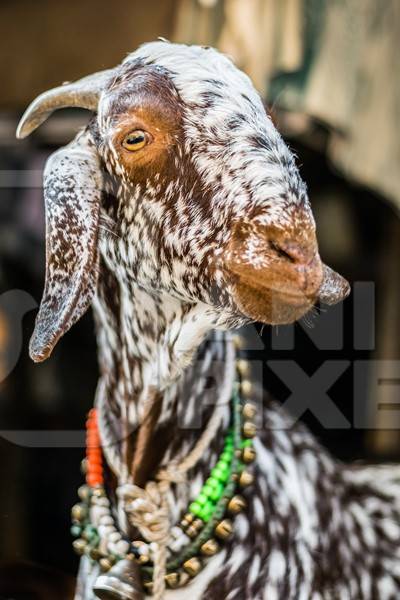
[223,221,350,324]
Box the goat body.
[16,42,399,599]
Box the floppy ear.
[318,264,350,305]
[29,131,103,362]
[16,68,114,361]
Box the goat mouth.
[224,253,323,302]
[230,279,314,325]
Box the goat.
[17,41,400,600]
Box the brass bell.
[99,557,113,572]
[165,572,180,589]
[214,519,233,540]
[240,380,252,397]
[200,539,219,556]
[80,458,88,475]
[243,421,257,438]
[72,539,87,556]
[92,486,106,498]
[179,572,190,587]
[89,547,102,561]
[186,525,199,538]
[239,470,254,488]
[193,518,203,529]
[93,557,145,600]
[78,484,90,501]
[232,335,243,349]
[242,446,256,464]
[236,359,250,377]
[227,495,247,515]
[242,402,257,419]
[180,512,194,528]
[71,503,87,522]
[183,557,202,577]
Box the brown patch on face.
[104,65,184,182]
[223,217,324,324]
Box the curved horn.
[16,69,113,139]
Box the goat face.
[17,42,349,362]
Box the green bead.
[199,503,214,522]
[70,525,82,537]
[221,451,232,462]
[212,465,230,482]
[83,525,97,542]
[189,501,202,516]
[206,477,219,490]
[222,467,231,480]
[209,482,224,502]
[202,484,214,498]
[197,493,208,507]
[211,467,223,480]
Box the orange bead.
[88,464,101,473]
[87,436,100,445]
[87,442,100,450]
[87,476,102,487]
[87,451,101,459]
[85,408,103,487]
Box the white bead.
[99,515,114,526]
[108,531,122,543]
[107,541,118,554]
[168,533,191,553]
[107,540,129,556]
[115,540,130,555]
[136,543,150,556]
[98,537,109,555]
[170,526,182,540]
[90,506,109,525]
[98,524,116,538]
[93,496,110,507]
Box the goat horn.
[16,69,113,139]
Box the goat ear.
[318,264,350,305]
[29,132,102,362]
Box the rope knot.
[117,482,170,544]
[118,481,172,599]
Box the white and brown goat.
[17,42,400,600]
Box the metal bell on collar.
[93,558,145,600]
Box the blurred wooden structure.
[0,0,176,110]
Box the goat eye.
[122,130,148,151]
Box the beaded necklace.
[71,351,257,596]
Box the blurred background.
[0,0,399,596]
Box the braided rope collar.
[71,337,258,599]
